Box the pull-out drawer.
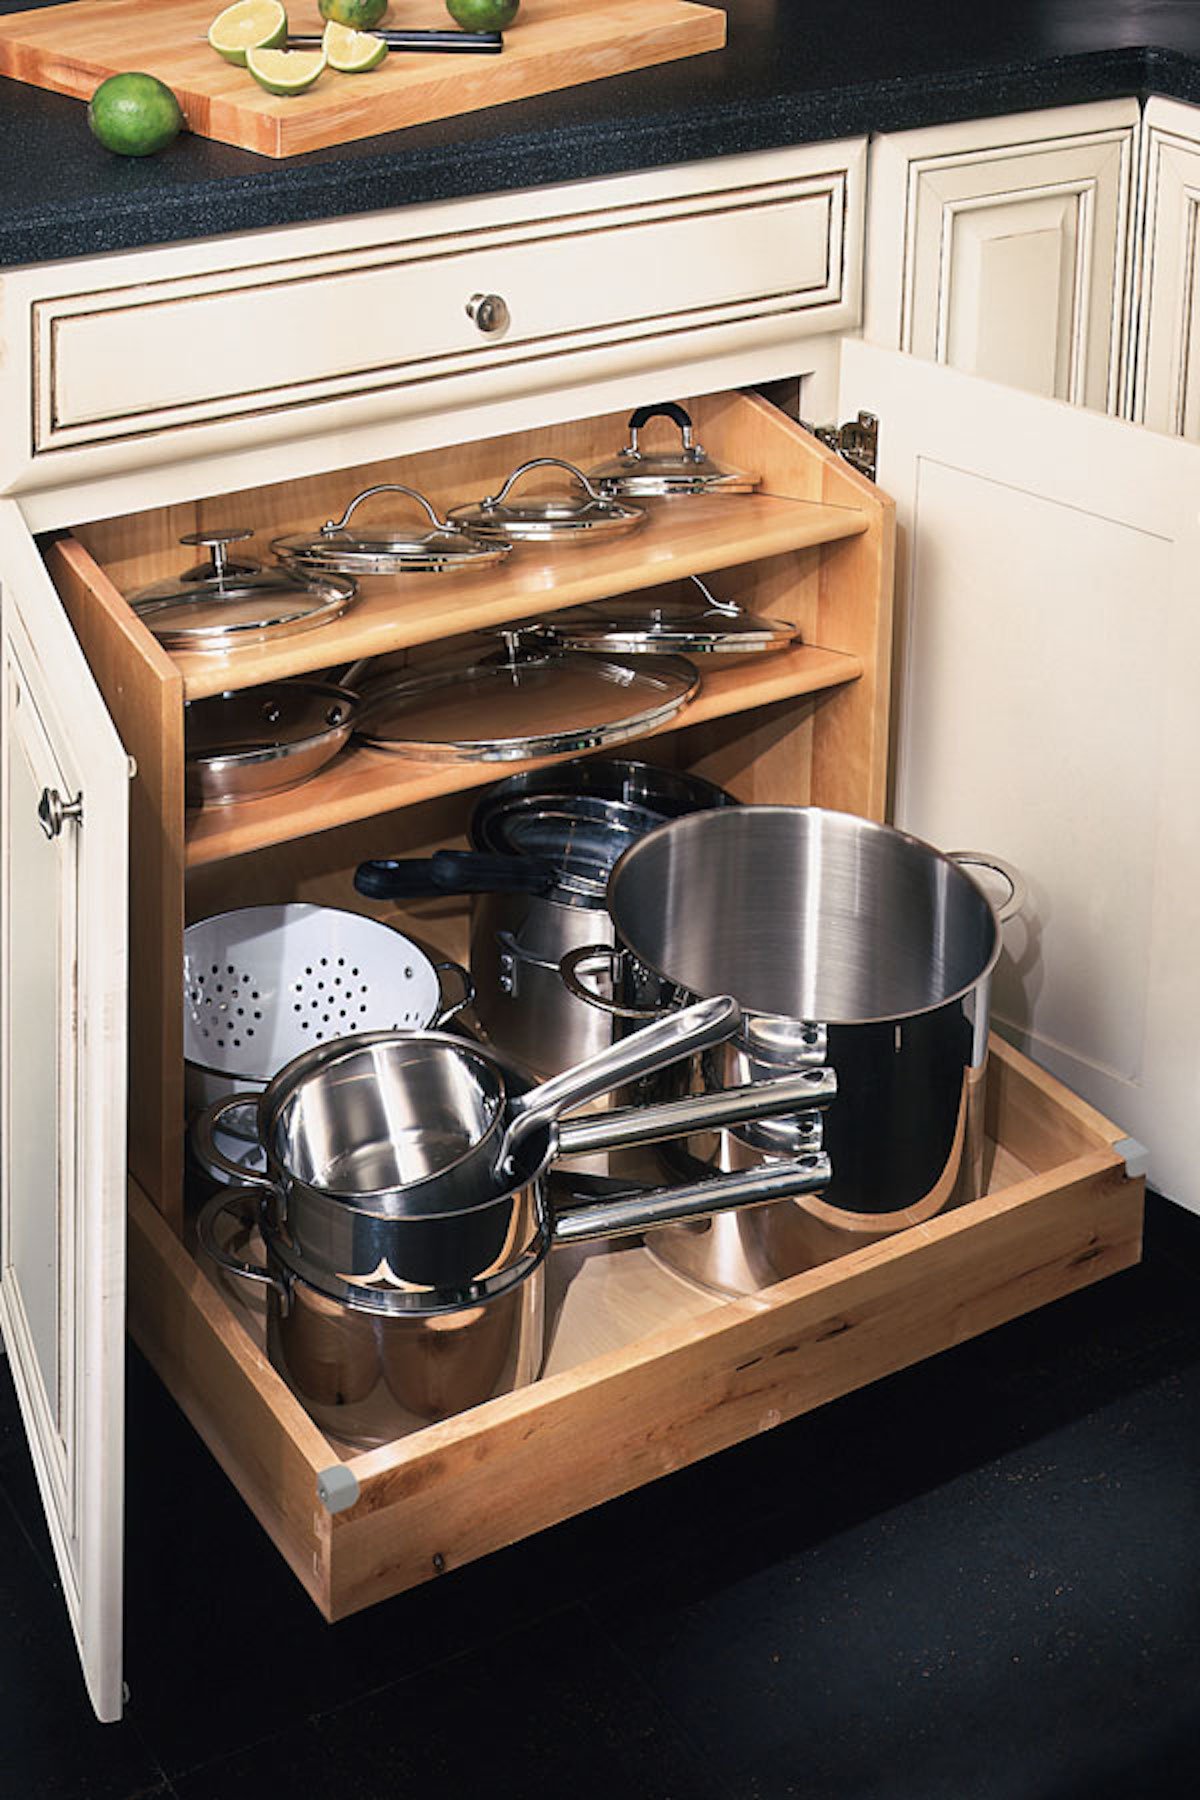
[128,1039,1143,1619]
[5,141,864,522]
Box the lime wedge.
[246,45,327,93]
[207,0,289,66]
[322,20,388,72]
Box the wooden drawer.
[5,142,864,520]
[127,1038,1143,1619]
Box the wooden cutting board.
[0,0,726,159]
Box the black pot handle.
[354,850,558,900]
[628,402,693,434]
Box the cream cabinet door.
[1129,97,1200,439]
[0,501,129,1721]
[865,103,1139,412]
[839,339,1200,1212]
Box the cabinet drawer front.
[29,153,857,463]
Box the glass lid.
[446,457,646,542]
[272,484,510,575]
[547,575,797,656]
[130,536,356,652]
[587,404,759,497]
[354,642,698,762]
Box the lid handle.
[322,484,450,535]
[178,527,255,583]
[623,403,701,461]
[484,457,606,510]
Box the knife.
[286,28,503,53]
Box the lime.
[87,72,184,157]
[322,20,387,71]
[318,0,388,29]
[445,0,518,27]
[207,0,289,67]
[246,45,327,92]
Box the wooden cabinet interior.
[45,390,894,1228]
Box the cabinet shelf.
[171,493,869,701]
[183,641,863,867]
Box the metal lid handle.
[485,457,606,509]
[323,484,449,535]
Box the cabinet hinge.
[805,411,878,483]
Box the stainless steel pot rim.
[185,683,359,768]
[605,805,1007,1028]
[269,1220,551,1316]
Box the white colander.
[183,903,471,1119]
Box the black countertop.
[3,0,1200,270]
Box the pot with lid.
[559,806,1025,1294]
[194,1007,837,1442]
[130,529,356,652]
[587,403,759,497]
[353,759,737,1079]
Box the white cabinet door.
[1129,97,1200,439]
[865,103,1139,412]
[839,339,1200,1211]
[0,500,128,1720]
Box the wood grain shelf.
[171,494,870,700]
[184,641,862,867]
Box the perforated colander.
[183,903,471,1121]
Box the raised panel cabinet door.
[865,102,1140,412]
[0,500,129,1721]
[839,339,1200,1212]
[1129,98,1200,439]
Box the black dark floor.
[3,1194,1200,1800]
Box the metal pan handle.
[190,1093,275,1192]
[555,1068,837,1157]
[552,1153,832,1246]
[432,959,474,1026]
[558,944,673,1021]
[948,851,1027,923]
[196,1189,290,1305]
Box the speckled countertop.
[2,0,1200,269]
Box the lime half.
[322,20,387,71]
[208,0,289,66]
[246,45,327,94]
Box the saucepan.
[559,806,1024,1294]
[194,1008,837,1441]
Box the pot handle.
[354,851,557,900]
[552,1152,832,1246]
[948,852,1027,923]
[196,1189,290,1306]
[559,944,673,1021]
[190,1093,275,1193]
[555,1067,837,1158]
[432,958,474,1026]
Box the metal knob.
[38,787,83,840]
[466,292,511,336]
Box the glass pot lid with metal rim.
[271,483,512,575]
[545,574,798,658]
[446,457,646,541]
[586,403,760,497]
[130,528,356,652]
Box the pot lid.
[547,575,797,656]
[587,404,759,497]
[185,679,359,764]
[354,639,698,761]
[446,457,646,542]
[131,536,355,652]
[272,483,511,575]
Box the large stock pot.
[560,806,1023,1295]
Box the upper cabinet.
[0,140,865,532]
[864,102,1140,413]
[1128,97,1200,440]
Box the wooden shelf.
[172,493,869,701]
[184,641,862,867]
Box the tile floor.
[2,1192,1199,1799]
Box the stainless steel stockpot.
[560,806,1024,1293]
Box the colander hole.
[293,1003,302,1013]
[211,964,218,975]
[404,966,413,979]
[305,966,313,976]
[301,1020,309,1030]
[337,958,345,967]
[360,1003,368,1013]
[226,965,234,975]
[351,967,359,977]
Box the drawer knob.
[38,787,83,840]
[466,292,511,336]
